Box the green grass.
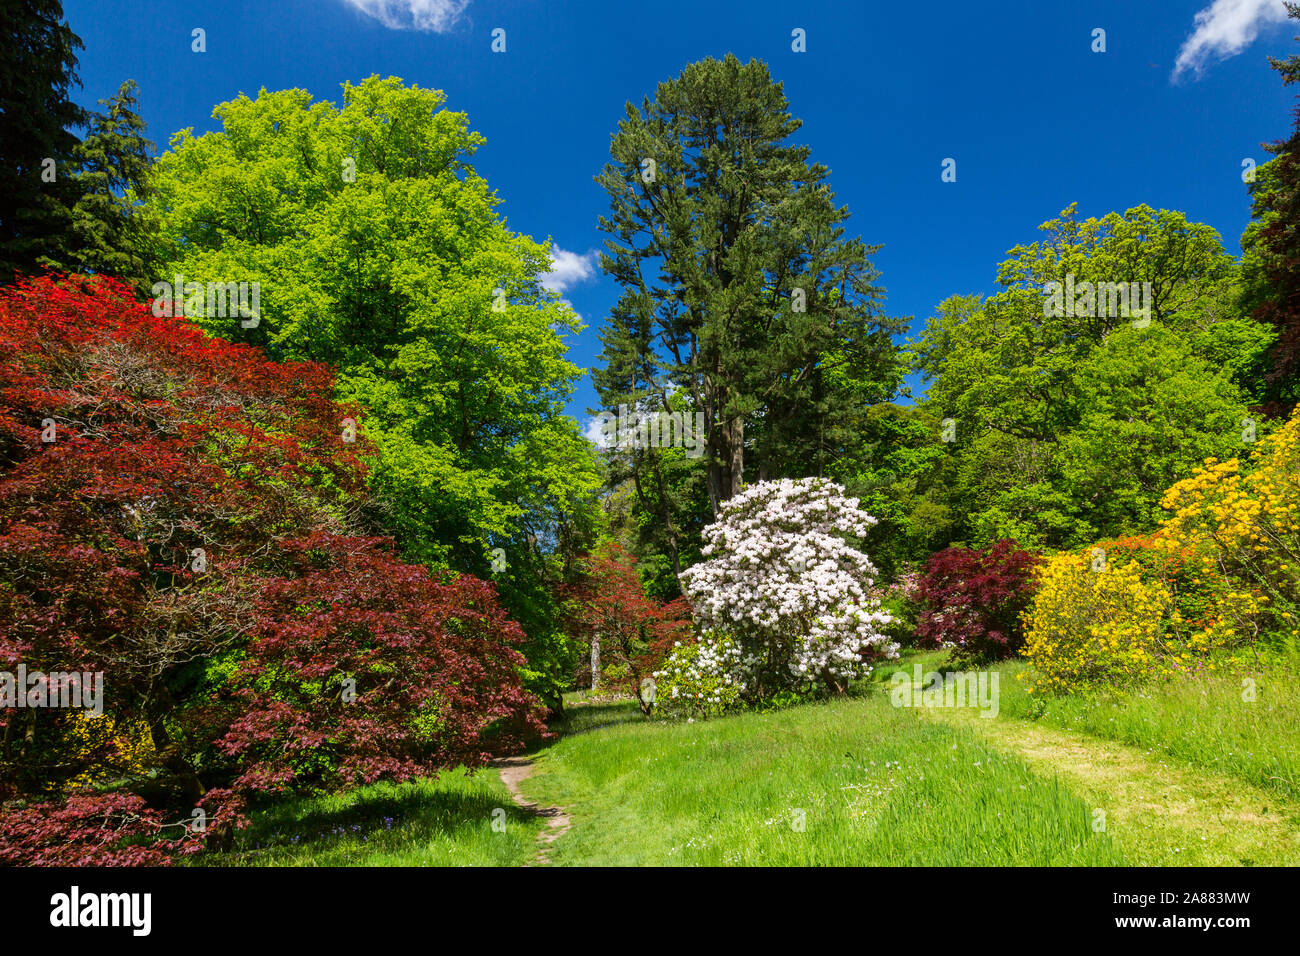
[194,647,1300,867]
[867,647,1300,865]
[196,768,542,866]
[973,654,1300,802]
[547,697,649,738]
[875,647,1300,802]
[1000,661,1300,802]
[521,687,1127,866]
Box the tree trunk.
[727,415,744,499]
[707,404,745,516]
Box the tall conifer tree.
[594,55,901,517]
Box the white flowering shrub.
[652,635,745,720]
[679,477,897,699]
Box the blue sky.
[63,0,1300,423]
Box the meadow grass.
[198,648,1299,867]
[869,647,1300,864]
[993,657,1300,802]
[548,695,648,738]
[875,648,1300,803]
[196,768,541,866]
[521,688,1126,866]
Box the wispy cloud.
[582,415,610,446]
[540,246,599,296]
[339,0,470,33]
[1173,0,1290,81]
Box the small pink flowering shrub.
[679,478,897,700]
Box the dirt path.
[922,707,1300,865]
[493,756,571,866]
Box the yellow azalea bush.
[1022,410,1300,694]
[1021,551,1177,692]
[1158,406,1300,648]
[62,713,159,791]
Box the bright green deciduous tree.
[912,204,1263,550]
[147,76,600,705]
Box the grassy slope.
[521,691,1126,866]
[873,650,1300,802]
[997,659,1300,801]
[197,768,542,866]
[925,707,1300,865]
[199,651,1300,867]
[875,651,1300,866]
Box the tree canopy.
[909,204,1266,550]
[594,54,903,517]
[146,76,603,703]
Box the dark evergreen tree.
[65,80,158,292]
[1248,1,1300,414]
[0,0,87,280]
[594,54,902,518]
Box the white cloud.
[583,414,612,446]
[340,0,470,33]
[1173,0,1290,81]
[540,246,599,296]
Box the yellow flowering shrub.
[1158,406,1300,648]
[1021,551,1178,692]
[1022,410,1300,694]
[63,713,159,791]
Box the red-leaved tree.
[0,274,545,863]
[914,539,1040,662]
[563,543,691,714]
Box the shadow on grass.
[196,774,534,865]
[544,699,645,741]
[864,648,996,686]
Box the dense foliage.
[0,275,544,862]
[4,0,1300,865]
[652,635,746,721]
[1159,407,1300,647]
[0,0,86,280]
[914,540,1039,662]
[1013,12,1300,693]
[1247,1,1300,413]
[563,543,691,713]
[145,76,602,706]
[592,54,905,593]
[910,205,1263,553]
[0,3,156,288]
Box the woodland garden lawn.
[516,657,1300,867]
[10,4,1300,878]
[201,648,1300,867]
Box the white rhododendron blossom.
[679,477,898,696]
[652,634,746,719]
